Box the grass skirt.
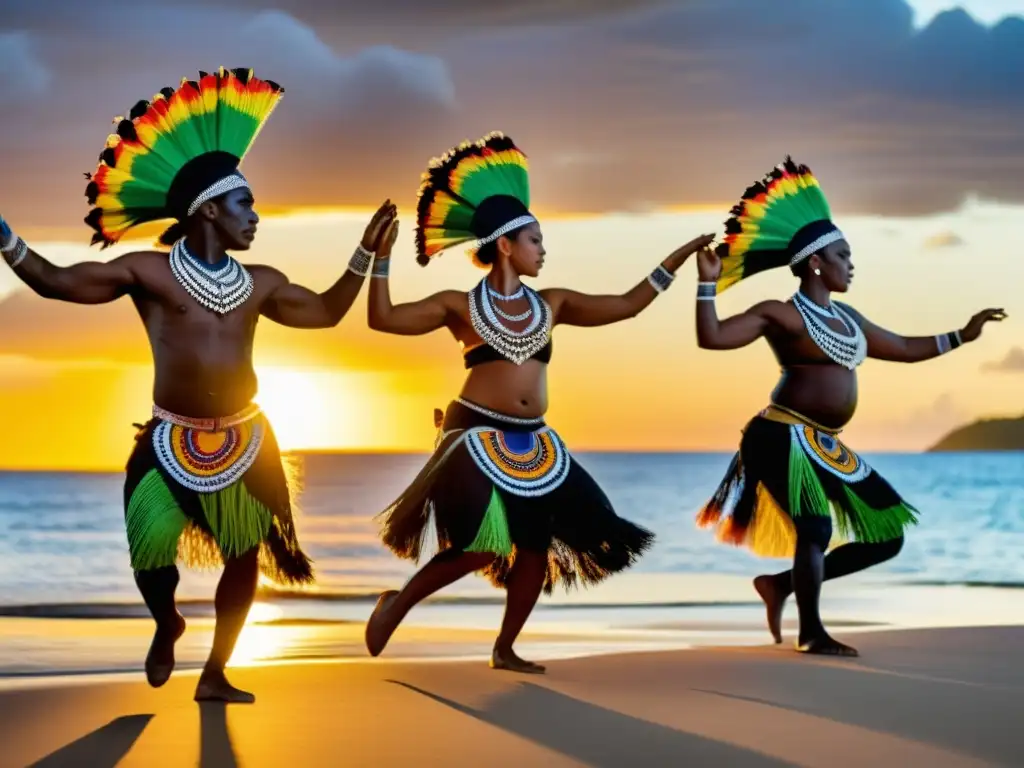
[123,412,313,585]
[698,406,918,557]
[377,399,654,594]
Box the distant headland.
[928,415,1024,452]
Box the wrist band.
[647,264,675,293]
[935,330,963,354]
[347,244,374,277]
[1,229,20,253]
[4,237,27,269]
[697,281,716,301]
[371,258,390,278]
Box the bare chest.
[134,271,263,349]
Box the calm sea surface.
[1,451,1022,677]
[2,451,1023,606]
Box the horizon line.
[0,446,946,474]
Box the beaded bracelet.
[347,244,374,277]
[647,264,675,293]
[934,330,963,354]
[1,228,27,270]
[371,258,390,278]
[696,281,716,301]
[7,239,28,269]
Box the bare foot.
[365,589,400,657]
[796,634,859,657]
[753,575,785,644]
[145,612,186,688]
[194,672,256,704]
[490,647,546,675]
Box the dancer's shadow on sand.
[27,714,153,768]
[199,701,240,768]
[389,680,789,766]
[27,704,239,768]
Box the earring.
[813,268,821,276]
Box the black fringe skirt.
[377,399,654,594]
[123,412,313,585]
[697,405,918,557]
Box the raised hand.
[376,219,399,261]
[960,308,1007,343]
[664,233,715,271]
[696,246,721,282]
[361,200,397,252]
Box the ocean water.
[2,451,1024,606]
[1,451,1023,677]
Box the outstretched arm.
[1,217,135,303]
[260,202,395,329]
[542,233,715,327]
[366,219,462,335]
[839,303,1007,363]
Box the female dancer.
[695,158,1005,656]
[364,132,713,673]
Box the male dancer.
[0,67,395,702]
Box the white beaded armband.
[1,234,28,269]
[347,244,374,277]
[647,265,675,293]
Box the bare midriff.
[769,364,857,430]
[459,357,548,419]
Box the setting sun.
[253,367,367,451]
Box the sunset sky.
[1,0,1023,470]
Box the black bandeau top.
[463,340,553,369]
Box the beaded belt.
[759,403,842,436]
[152,402,262,432]
[455,397,545,427]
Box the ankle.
[798,626,827,643]
[155,616,182,634]
[200,664,227,681]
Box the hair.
[468,225,528,269]
[158,221,186,247]
[157,191,233,248]
[790,258,812,279]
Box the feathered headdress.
[715,157,844,292]
[414,132,534,266]
[84,67,284,248]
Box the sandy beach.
[5,624,1022,767]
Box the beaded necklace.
[169,238,253,315]
[488,283,531,322]
[792,291,866,370]
[467,278,551,365]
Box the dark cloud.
[982,347,1024,373]
[0,0,658,35]
[924,232,966,249]
[0,6,460,231]
[2,0,1024,233]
